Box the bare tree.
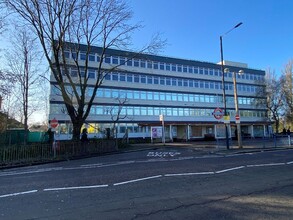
[281,60,293,125]
[253,69,284,133]
[5,27,43,143]
[4,0,164,140]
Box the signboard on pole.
[50,118,59,129]
[235,114,240,123]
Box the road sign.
[50,118,59,128]
[213,108,224,120]
[235,114,240,123]
[159,114,164,121]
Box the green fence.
[0,140,117,168]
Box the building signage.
[213,108,224,120]
[151,127,163,138]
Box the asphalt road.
[1,147,293,220]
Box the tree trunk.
[72,120,83,141]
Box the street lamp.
[220,22,243,150]
[225,68,244,148]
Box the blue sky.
[129,0,293,73]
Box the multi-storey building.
[49,44,269,141]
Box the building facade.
[49,44,269,141]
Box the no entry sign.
[50,118,59,128]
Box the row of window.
[61,67,261,93]
[52,86,257,105]
[105,71,260,93]
[50,104,266,118]
[64,50,264,81]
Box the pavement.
[121,139,293,156]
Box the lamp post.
[220,22,243,150]
[225,68,244,148]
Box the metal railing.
[0,140,117,168]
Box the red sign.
[50,118,59,128]
[235,114,240,120]
[213,108,224,120]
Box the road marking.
[113,175,162,186]
[147,152,181,157]
[215,166,245,174]
[165,172,214,177]
[286,161,293,165]
[43,184,109,191]
[0,190,38,198]
[247,163,286,167]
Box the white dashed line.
[215,166,245,174]
[0,190,38,198]
[43,185,108,191]
[165,172,214,177]
[113,175,162,186]
[247,163,286,168]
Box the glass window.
[188,66,193,73]
[183,79,188,87]
[189,94,194,102]
[166,108,172,116]
[204,68,208,75]
[159,63,165,70]
[119,57,126,65]
[199,68,204,74]
[112,90,119,98]
[194,80,199,88]
[71,52,77,60]
[173,108,178,116]
[194,95,199,102]
[154,107,160,115]
[214,69,219,76]
[127,59,132,66]
[177,65,182,72]
[178,94,183,101]
[104,89,111,97]
[141,91,146,99]
[166,78,171,85]
[172,93,177,101]
[141,75,146,84]
[172,78,177,86]
[171,64,176,71]
[141,107,147,115]
[147,76,153,84]
[97,89,103,97]
[147,92,153,100]
[160,93,165,100]
[166,63,170,71]
[154,92,159,100]
[153,62,158,69]
[134,74,139,83]
[88,69,95,79]
[71,69,77,77]
[184,108,189,116]
[134,59,139,67]
[112,56,118,64]
[119,73,126,82]
[210,82,214,89]
[147,61,152,68]
[80,52,86,60]
[127,74,133,82]
[89,54,95,62]
[64,50,70,58]
[134,91,139,99]
[112,72,118,81]
[160,77,165,85]
[166,93,172,101]
[183,94,188,102]
[189,80,194,87]
[140,60,146,68]
[205,81,209,89]
[105,55,111,63]
[127,91,133,99]
[96,55,100,62]
[209,69,214,75]
[154,77,159,84]
[134,107,140,115]
[147,107,154,115]
[178,79,183,87]
[199,81,204,88]
[183,66,187,73]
